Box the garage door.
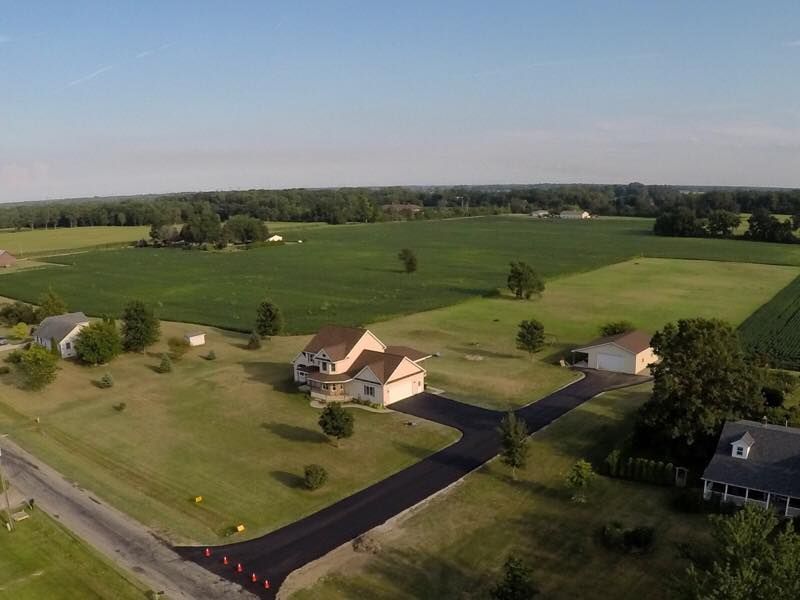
[385,380,415,405]
[597,353,625,372]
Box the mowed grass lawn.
[4,217,800,333]
[0,512,146,599]
[290,384,708,600]
[0,323,458,544]
[0,226,149,257]
[371,258,798,408]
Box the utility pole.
[0,447,14,531]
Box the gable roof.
[307,351,423,385]
[302,325,373,361]
[702,420,800,497]
[574,330,652,355]
[384,345,431,362]
[35,312,89,343]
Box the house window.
[322,384,328,390]
[364,385,375,397]
[65,342,71,350]
[735,446,744,457]
[330,363,336,372]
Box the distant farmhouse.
[530,209,550,218]
[33,312,89,358]
[702,420,800,517]
[293,325,430,406]
[382,204,422,218]
[559,210,591,219]
[267,234,283,242]
[572,330,657,375]
[0,249,16,268]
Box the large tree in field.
[638,318,761,448]
[684,504,800,600]
[75,318,122,365]
[121,301,161,352]
[516,319,545,356]
[17,344,59,390]
[37,288,67,319]
[223,214,268,244]
[706,210,741,237]
[498,412,529,480]
[254,299,283,339]
[318,404,354,446]
[507,262,544,299]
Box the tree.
[0,301,38,326]
[247,331,262,349]
[516,320,545,356]
[498,412,529,480]
[507,262,544,299]
[490,555,539,600]
[156,353,172,373]
[684,504,800,600]
[11,322,28,340]
[565,459,595,502]
[180,203,222,244]
[120,301,161,352]
[706,210,741,237]
[222,214,268,244]
[653,208,703,237]
[16,344,59,390]
[74,318,122,365]
[397,248,418,274]
[254,299,283,339]
[599,320,634,337]
[318,404,354,446]
[638,318,761,449]
[303,464,328,490]
[37,288,67,319]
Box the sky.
[1,1,799,202]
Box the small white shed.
[184,332,206,347]
[267,234,283,242]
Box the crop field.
[739,274,800,368]
[0,226,150,257]
[3,217,800,334]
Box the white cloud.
[67,65,113,87]
[135,42,174,59]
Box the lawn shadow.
[241,361,296,392]
[261,421,328,444]
[269,470,305,489]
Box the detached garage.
[572,330,657,375]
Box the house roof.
[702,420,800,497]
[302,325,372,361]
[35,312,89,343]
[307,350,423,385]
[384,345,431,362]
[573,330,652,355]
[0,250,15,262]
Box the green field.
[739,274,800,368]
[0,226,150,257]
[0,512,145,599]
[3,217,800,333]
[290,384,708,600]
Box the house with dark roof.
[702,420,800,517]
[292,325,431,406]
[571,330,657,375]
[33,312,89,358]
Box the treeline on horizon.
[1,183,800,232]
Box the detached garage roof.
[35,312,89,343]
[573,330,652,355]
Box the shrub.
[113,402,127,412]
[3,350,22,364]
[97,373,114,389]
[16,344,59,390]
[247,331,262,350]
[599,320,634,337]
[156,353,172,373]
[75,318,122,365]
[352,534,381,554]
[167,337,190,360]
[762,386,785,408]
[601,522,655,554]
[11,322,29,340]
[303,464,328,490]
[205,350,217,361]
[605,450,621,477]
[0,366,10,375]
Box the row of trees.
[4,184,798,231]
[654,207,796,243]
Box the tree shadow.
[261,421,328,444]
[449,346,517,360]
[269,470,305,489]
[240,361,297,392]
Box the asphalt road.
[177,368,649,598]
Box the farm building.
[0,250,16,268]
[184,332,206,346]
[530,209,550,218]
[33,312,89,358]
[572,330,656,375]
[267,235,283,242]
[702,420,800,517]
[292,325,430,406]
[559,210,591,219]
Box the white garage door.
[597,353,625,372]
[385,380,414,405]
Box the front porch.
[703,480,800,517]
[308,380,350,402]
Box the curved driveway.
[176,369,649,598]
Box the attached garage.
[572,330,657,375]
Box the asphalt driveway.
[176,368,650,598]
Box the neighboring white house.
[267,234,283,242]
[559,210,591,219]
[184,332,206,347]
[33,312,89,358]
[530,209,550,218]
[292,325,430,406]
[572,330,657,375]
[702,420,800,517]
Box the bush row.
[603,450,675,486]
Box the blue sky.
[1,1,799,201]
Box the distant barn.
[0,250,16,268]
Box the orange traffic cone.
[263,579,271,590]
[203,547,211,558]
[236,563,243,573]
[251,573,258,583]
